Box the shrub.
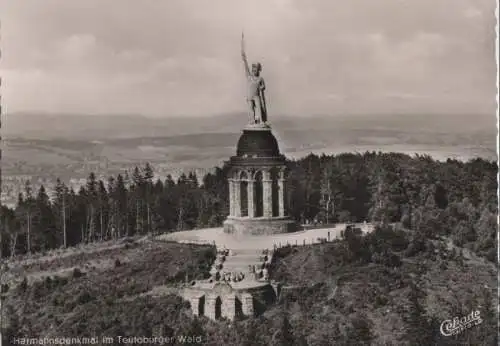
[374,295,388,307]
[1,283,9,294]
[72,268,85,279]
[77,291,95,305]
[18,277,28,292]
[484,248,497,264]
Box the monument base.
[223,216,298,235]
[244,122,271,131]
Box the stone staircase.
[211,247,273,282]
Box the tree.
[114,174,129,238]
[97,180,109,241]
[319,162,344,224]
[106,176,118,240]
[54,178,70,248]
[402,281,435,345]
[85,173,99,243]
[344,312,374,345]
[131,167,145,235]
[474,207,497,253]
[34,185,56,251]
[270,314,295,346]
[0,206,19,258]
[143,163,155,235]
[2,304,21,342]
[15,181,37,255]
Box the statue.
[241,33,268,125]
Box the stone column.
[247,179,255,218]
[263,170,273,217]
[278,178,286,217]
[234,179,242,217]
[222,294,236,321]
[189,296,202,316]
[228,179,234,216]
[241,293,254,317]
[205,295,217,320]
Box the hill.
[1,112,496,182]
[1,227,497,345]
[3,112,495,140]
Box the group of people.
[248,248,271,281]
[209,247,272,284]
[218,271,245,283]
[211,247,245,283]
[248,263,269,281]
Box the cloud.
[0,0,496,117]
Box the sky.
[0,0,497,117]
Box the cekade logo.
[440,310,483,336]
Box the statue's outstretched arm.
[241,32,250,77]
[242,53,250,77]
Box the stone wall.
[223,217,298,235]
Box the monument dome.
[236,128,280,158]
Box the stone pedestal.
[223,216,297,235]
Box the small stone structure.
[184,282,261,321]
[182,246,278,321]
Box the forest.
[0,152,497,263]
[0,151,498,345]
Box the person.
[262,267,269,281]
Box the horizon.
[0,0,497,120]
[2,110,497,118]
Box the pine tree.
[143,163,155,235]
[115,174,129,238]
[16,181,36,255]
[402,281,435,345]
[1,206,18,259]
[54,178,69,248]
[271,314,295,346]
[107,176,117,239]
[85,173,98,243]
[97,180,108,241]
[164,175,175,189]
[35,185,56,251]
[345,312,374,345]
[131,167,145,235]
[3,304,21,342]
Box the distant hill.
[1,112,495,180]
[2,112,495,140]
